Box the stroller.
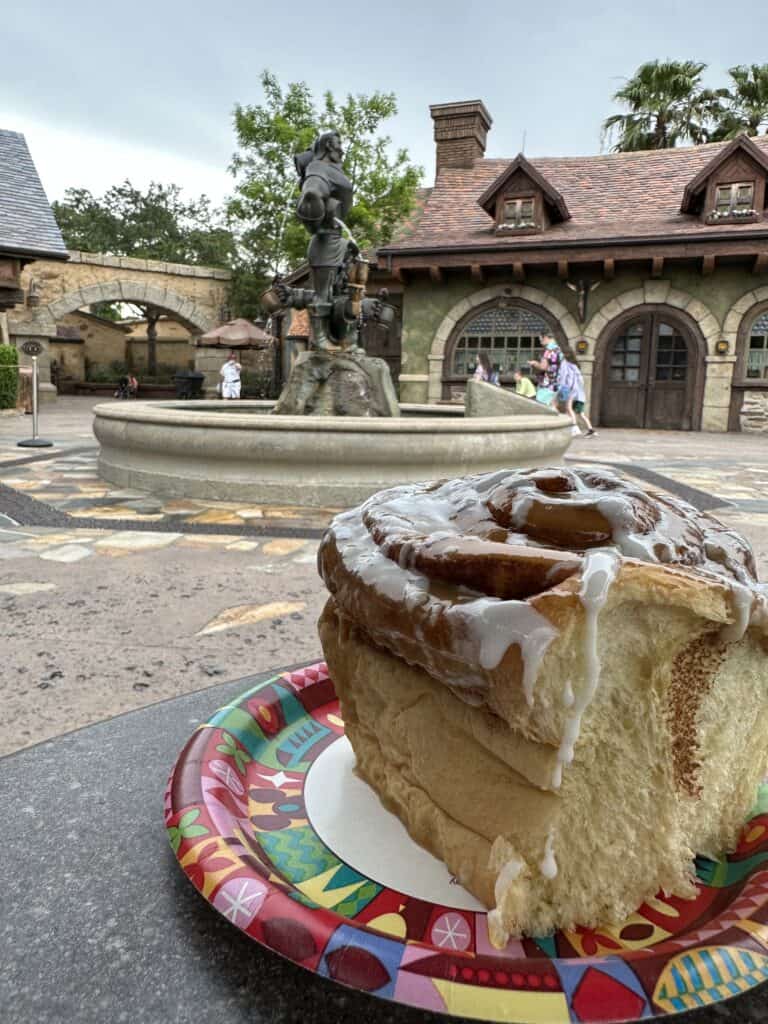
[114,375,138,400]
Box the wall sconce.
[715,339,729,355]
[576,339,589,354]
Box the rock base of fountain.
[272,350,399,418]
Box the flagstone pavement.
[1,399,767,757]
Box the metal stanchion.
[17,355,53,448]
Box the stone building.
[367,101,768,432]
[0,129,68,399]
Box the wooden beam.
[470,264,484,284]
[429,265,443,284]
[651,256,664,278]
[392,267,408,285]
[754,253,768,275]
[512,262,525,282]
[702,254,716,276]
[557,259,568,280]
[603,258,615,280]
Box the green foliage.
[228,70,423,284]
[52,182,237,268]
[241,368,279,400]
[603,60,768,152]
[0,344,19,409]
[709,65,768,140]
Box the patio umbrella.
[200,318,274,348]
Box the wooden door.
[601,314,695,429]
[645,320,693,429]
[601,320,650,427]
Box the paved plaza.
[1,398,767,758]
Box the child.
[557,354,596,437]
[513,367,536,399]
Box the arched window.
[448,305,551,380]
[747,311,768,380]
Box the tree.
[52,182,236,267]
[710,64,768,139]
[228,70,423,295]
[53,182,237,373]
[602,60,726,152]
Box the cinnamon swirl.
[317,466,768,944]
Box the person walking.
[472,351,492,382]
[528,334,562,407]
[512,367,536,399]
[219,351,242,400]
[557,353,596,437]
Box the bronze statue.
[265,129,400,417]
[268,131,388,352]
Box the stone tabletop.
[2,671,766,1024]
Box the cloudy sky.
[2,0,767,209]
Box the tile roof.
[381,136,768,254]
[0,130,68,260]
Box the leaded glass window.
[609,323,643,383]
[450,306,550,378]
[748,311,768,379]
[654,322,688,382]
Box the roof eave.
[0,243,69,262]
[379,226,768,259]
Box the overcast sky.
[2,0,767,209]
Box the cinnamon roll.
[317,467,768,944]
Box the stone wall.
[397,261,768,430]
[739,390,768,433]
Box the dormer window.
[712,181,755,219]
[503,197,536,228]
[478,153,571,237]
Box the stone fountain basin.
[93,400,572,507]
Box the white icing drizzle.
[539,829,558,880]
[494,856,523,903]
[448,598,557,704]
[553,548,621,787]
[721,581,753,642]
[563,678,574,708]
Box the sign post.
[17,341,53,448]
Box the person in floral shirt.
[528,334,562,406]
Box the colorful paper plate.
[166,661,768,1023]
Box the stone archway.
[428,284,581,402]
[592,304,707,430]
[46,279,216,334]
[582,282,731,431]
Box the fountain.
[93,130,571,507]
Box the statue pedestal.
[272,350,400,417]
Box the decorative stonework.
[428,284,580,402]
[740,390,768,433]
[583,284,721,356]
[723,286,768,346]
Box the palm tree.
[710,64,768,139]
[602,60,725,152]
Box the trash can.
[173,370,205,400]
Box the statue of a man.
[277,131,358,350]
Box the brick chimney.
[430,100,492,175]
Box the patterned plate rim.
[165,661,768,1024]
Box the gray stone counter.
[1,672,766,1023]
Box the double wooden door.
[601,314,698,429]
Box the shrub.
[242,369,279,399]
[0,344,19,409]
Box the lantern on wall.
[576,339,589,354]
[715,339,729,355]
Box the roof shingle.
[0,130,68,260]
[382,136,768,253]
